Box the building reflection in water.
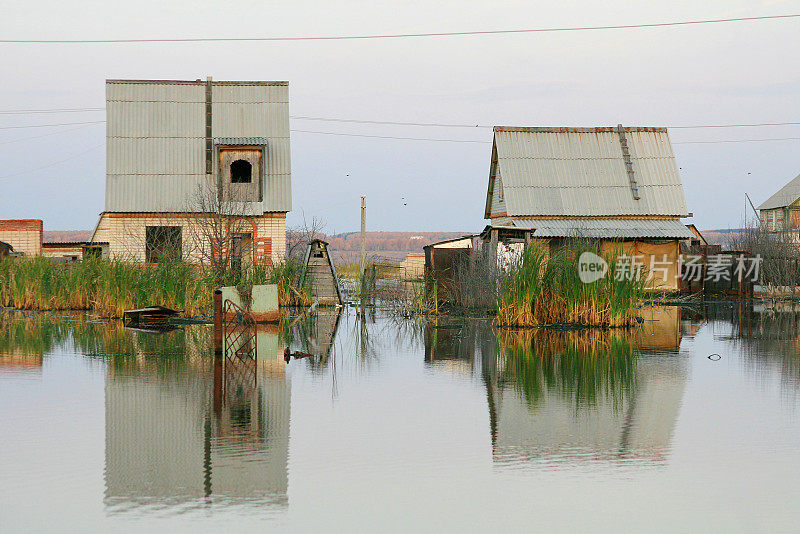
[425,307,691,468]
[103,324,290,513]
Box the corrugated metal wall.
[106,80,291,214]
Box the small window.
[230,159,252,183]
[146,226,182,263]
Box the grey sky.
[1,0,798,233]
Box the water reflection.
[4,303,800,525]
[705,302,800,386]
[103,325,290,513]
[424,307,688,468]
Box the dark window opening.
[146,226,182,263]
[230,159,252,183]
[230,233,251,274]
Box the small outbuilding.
[0,240,13,258]
[299,240,342,306]
[483,125,695,290]
[423,236,477,303]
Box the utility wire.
[674,137,800,144]
[291,116,800,129]
[4,114,800,131]
[0,123,100,145]
[0,121,798,145]
[670,122,800,129]
[1,14,797,43]
[2,134,798,180]
[291,116,488,128]
[0,144,103,180]
[3,106,799,132]
[291,129,489,143]
[0,120,105,130]
[0,107,105,115]
[292,129,800,145]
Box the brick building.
[758,172,800,242]
[0,219,43,256]
[91,78,292,265]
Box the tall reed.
[0,256,307,318]
[496,327,637,408]
[496,241,647,327]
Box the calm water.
[1,304,800,532]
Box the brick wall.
[93,212,286,264]
[41,243,84,259]
[0,220,43,256]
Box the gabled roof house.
[485,126,694,240]
[757,172,800,233]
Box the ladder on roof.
[617,124,640,200]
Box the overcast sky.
[1,0,799,233]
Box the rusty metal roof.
[509,218,695,239]
[757,172,800,210]
[485,126,689,219]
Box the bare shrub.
[450,247,502,310]
[729,221,800,288]
[286,212,327,262]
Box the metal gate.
[222,299,258,403]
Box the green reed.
[497,328,637,408]
[0,256,307,318]
[496,240,647,327]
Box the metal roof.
[757,172,800,210]
[510,218,696,239]
[107,79,288,86]
[485,126,689,218]
[215,137,269,146]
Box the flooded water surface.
[1,304,800,532]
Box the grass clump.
[496,241,647,327]
[0,256,308,318]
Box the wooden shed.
[299,240,342,306]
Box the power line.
[0,144,103,180]
[2,109,800,132]
[0,120,105,130]
[291,129,489,143]
[674,137,800,145]
[0,123,100,145]
[670,122,800,129]
[0,107,105,115]
[1,14,797,43]
[291,116,488,128]
[293,130,800,145]
[1,134,797,180]
[291,116,800,130]
[2,118,799,145]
